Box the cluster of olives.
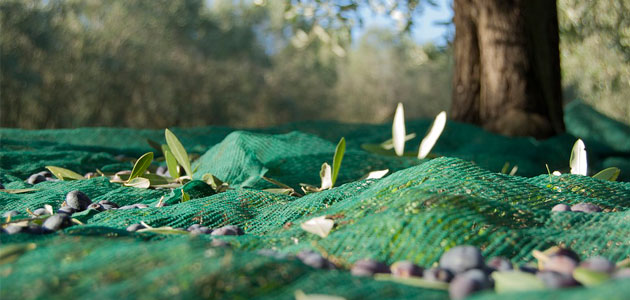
[349,246,630,299]
[1,190,152,235]
[2,190,90,234]
[552,202,602,213]
[25,171,58,185]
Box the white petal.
[366,169,389,179]
[392,103,406,156]
[570,139,587,176]
[418,111,447,159]
[319,163,333,190]
[300,216,334,238]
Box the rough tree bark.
[451,0,565,138]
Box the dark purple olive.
[65,190,92,211]
[439,246,485,275]
[537,271,580,289]
[551,204,571,212]
[87,203,105,211]
[544,254,579,275]
[297,250,335,270]
[100,204,116,210]
[423,267,454,282]
[57,206,76,215]
[187,224,202,231]
[579,256,615,274]
[449,269,491,300]
[570,202,602,213]
[26,174,46,185]
[390,261,423,277]
[156,166,169,177]
[98,200,119,208]
[487,257,513,272]
[518,264,538,274]
[37,171,53,178]
[32,208,50,216]
[351,259,390,276]
[190,227,213,235]
[211,225,243,236]
[42,214,71,232]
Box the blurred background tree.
[1,0,628,129]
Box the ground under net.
[1,100,629,299]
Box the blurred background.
[1,0,628,129]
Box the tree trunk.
[451,0,565,139]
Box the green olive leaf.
[573,267,610,286]
[165,128,193,177]
[373,274,449,290]
[124,177,151,189]
[45,166,85,181]
[501,162,511,174]
[332,137,345,187]
[263,188,295,195]
[262,176,293,189]
[592,167,620,182]
[492,271,546,293]
[181,190,190,202]
[164,149,180,178]
[128,152,153,181]
[140,173,173,187]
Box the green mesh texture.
[1,101,630,299]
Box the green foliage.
[332,137,345,187]
[45,166,85,181]
[0,0,451,129]
[128,152,153,181]
[165,129,193,177]
[573,267,610,286]
[164,149,180,179]
[592,167,621,181]
[559,0,630,124]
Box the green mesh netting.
[1,101,629,299]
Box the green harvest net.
[1,100,630,299]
